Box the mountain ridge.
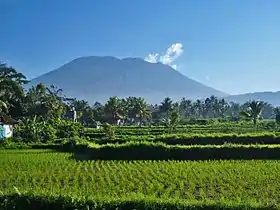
[28,56,227,103]
[226,91,280,106]
[27,56,280,105]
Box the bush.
[95,132,280,145]
[14,118,83,142]
[102,123,115,140]
[54,119,83,138]
[41,123,57,142]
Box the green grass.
[1,149,280,209]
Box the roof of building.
[0,113,18,125]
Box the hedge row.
[85,127,267,138]
[3,133,280,149]
[74,142,280,160]
[95,133,280,145]
[1,194,279,210]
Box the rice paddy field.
[2,123,280,209]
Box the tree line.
[1,62,279,127]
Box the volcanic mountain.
[28,56,227,103]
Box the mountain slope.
[226,91,280,106]
[28,56,227,103]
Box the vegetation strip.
[1,194,279,210]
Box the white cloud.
[144,53,159,63]
[144,43,183,70]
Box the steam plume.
[145,43,183,70]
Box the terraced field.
[2,122,280,209]
[1,149,280,209]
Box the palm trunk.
[139,113,142,127]
[253,117,257,126]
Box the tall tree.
[159,97,173,118]
[179,97,192,118]
[104,97,122,124]
[193,99,203,118]
[216,98,229,118]
[239,100,266,125]
[121,97,138,122]
[24,83,65,119]
[0,63,28,117]
[70,99,94,124]
[228,102,241,120]
[92,102,105,122]
[134,98,151,127]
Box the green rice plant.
[1,149,280,208]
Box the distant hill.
[226,91,280,106]
[27,56,227,103]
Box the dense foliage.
[1,62,280,129]
[13,117,82,142]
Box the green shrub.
[14,118,83,142]
[102,123,115,140]
[55,119,82,138]
[94,132,280,146]
[41,123,57,142]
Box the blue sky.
[1,0,280,95]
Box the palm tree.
[204,97,214,118]
[229,102,240,120]
[104,96,122,124]
[122,97,138,122]
[159,97,173,118]
[179,97,192,118]
[193,99,203,118]
[71,99,89,112]
[239,100,266,126]
[216,98,229,118]
[134,98,151,127]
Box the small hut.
[0,113,18,139]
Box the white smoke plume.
[144,43,183,70]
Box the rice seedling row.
[1,150,280,205]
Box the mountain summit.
[28,56,227,103]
